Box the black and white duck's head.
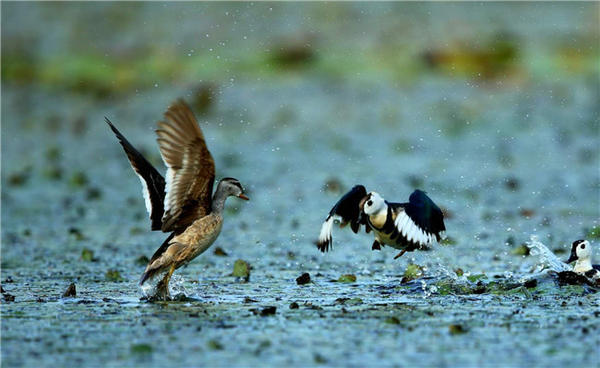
[362,192,385,215]
[567,239,591,264]
[217,177,249,200]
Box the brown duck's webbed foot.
[372,241,381,251]
[152,265,175,301]
[393,250,407,259]
[153,280,171,301]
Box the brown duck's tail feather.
[139,266,161,286]
[140,233,175,285]
[149,232,175,264]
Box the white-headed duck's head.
[566,239,591,264]
[361,192,386,216]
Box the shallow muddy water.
[2,3,599,367]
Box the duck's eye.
[581,244,586,249]
[367,200,373,206]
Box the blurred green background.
[3,2,598,98]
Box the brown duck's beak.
[238,193,250,200]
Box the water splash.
[169,275,191,297]
[139,279,155,298]
[420,279,438,298]
[527,235,572,273]
[138,274,193,299]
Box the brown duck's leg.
[393,250,407,259]
[155,264,175,301]
[372,240,381,251]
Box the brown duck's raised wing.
[156,100,216,232]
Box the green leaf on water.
[233,259,250,279]
[337,274,357,283]
[384,316,401,324]
[346,297,363,305]
[207,339,224,350]
[130,343,153,354]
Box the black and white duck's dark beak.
[357,195,370,224]
[238,193,250,200]
[565,249,578,264]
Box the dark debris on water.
[251,306,277,316]
[214,247,228,256]
[296,273,311,285]
[62,283,76,298]
[448,324,468,335]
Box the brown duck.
[106,100,248,300]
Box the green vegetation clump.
[69,171,88,188]
[105,270,124,282]
[587,226,600,239]
[7,170,30,187]
[43,166,62,180]
[401,264,424,283]
[440,236,457,246]
[466,274,487,283]
[135,255,149,266]
[81,248,94,262]
[512,244,530,256]
[233,260,250,281]
[448,324,467,335]
[384,316,401,325]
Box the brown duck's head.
[218,177,249,200]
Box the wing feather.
[316,185,368,252]
[389,189,446,248]
[106,118,166,231]
[156,100,216,232]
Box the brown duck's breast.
[171,214,224,266]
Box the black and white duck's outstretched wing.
[389,189,446,247]
[317,185,369,252]
[106,118,166,231]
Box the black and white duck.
[566,239,600,283]
[317,185,446,259]
[107,99,249,300]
